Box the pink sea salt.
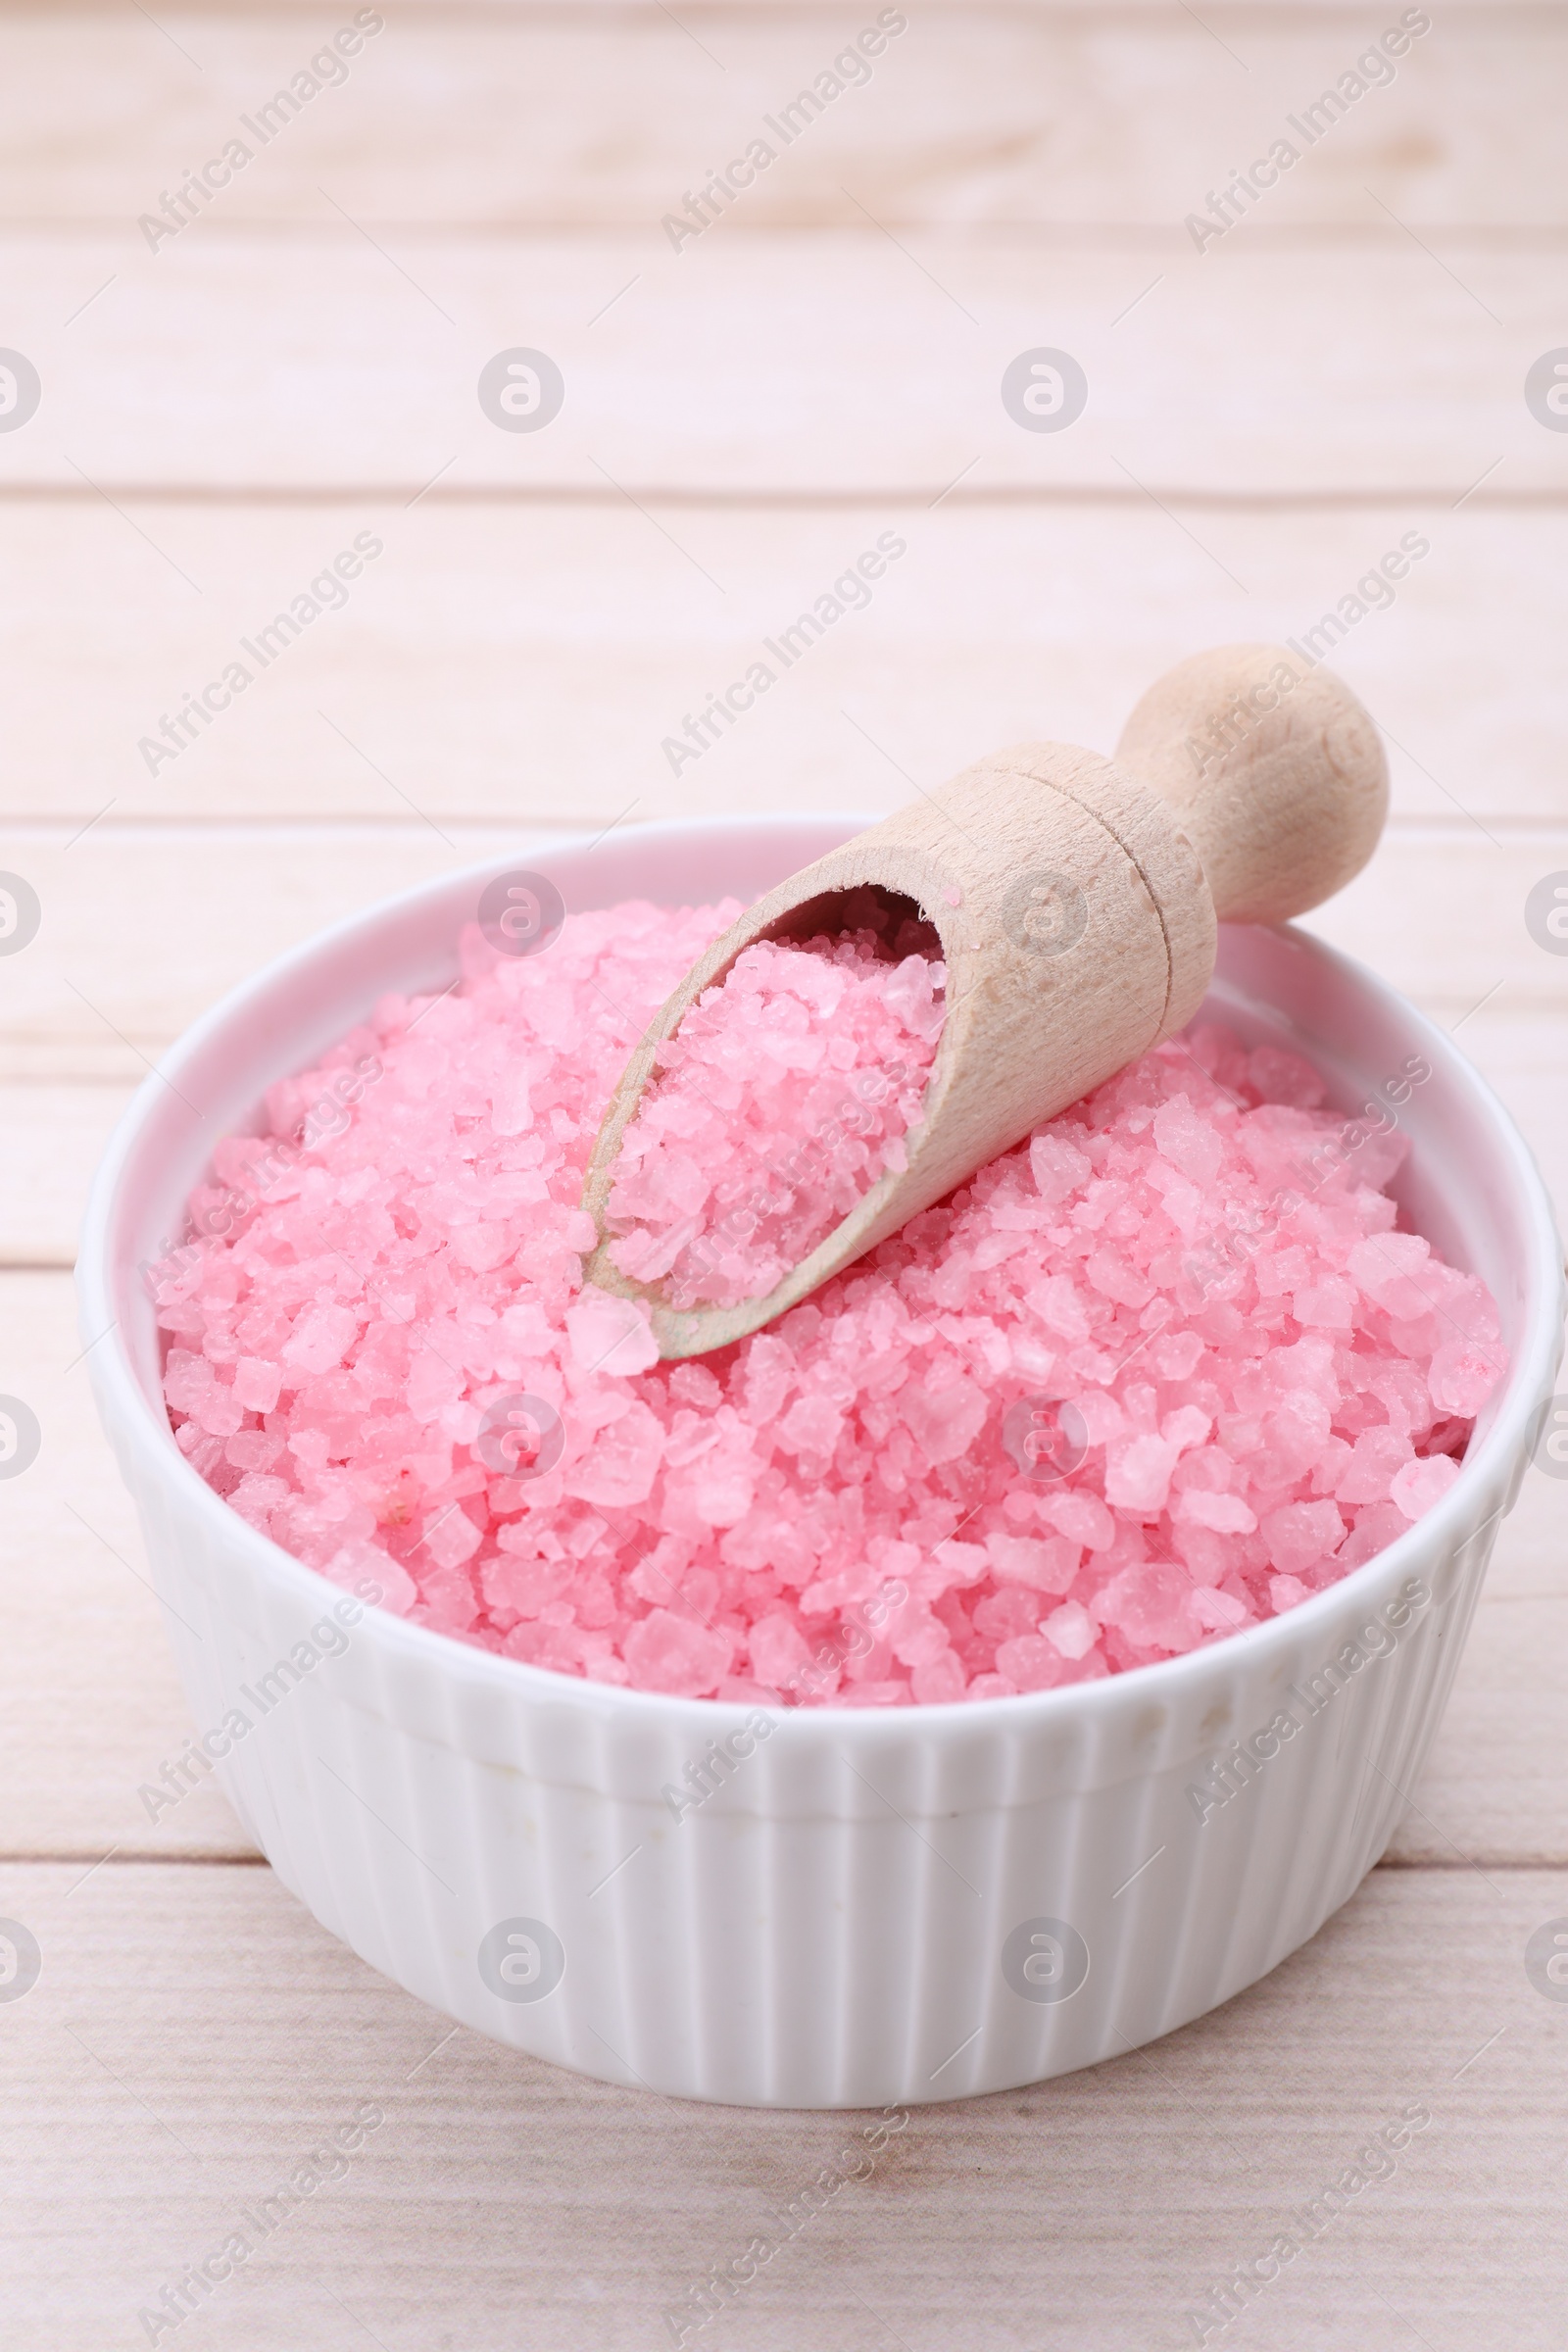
[606,906,945,1308]
[153,897,1508,1706]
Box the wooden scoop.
[580,644,1387,1359]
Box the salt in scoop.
[580,643,1388,1358]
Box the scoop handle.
[1114,643,1388,924]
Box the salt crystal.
[994,1633,1072,1692]
[1335,1500,1411,1570]
[1152,1098,1223,1185]
[282,1303,359,1375]
[1292,1280,1355,1330]
[984,1531,1079,1595]
[1094,1564,1199,1651]
[749,1613,810,1690]
[1030,1132,1092,1205]
[1041,1599,1097,1658]
[1248,1045,1327,1108]
[1428,1337,1505,1417]
[1336,1427,1415,1505]
[1390,1453,1461,1519]
[1260,1498,1347,1576]
[564,1292,660,1378]
[898,1373,988,1463]
[232,1356,283,1414]
[1104,1434,1181,1514]
[622,1607,734,1697]
[1348,1232,1433,1319]
[1188,1584,1250,1633]
[561,1399,664,1508]
[909,1651,965,1703]
[1175,1491,1257,1535]
[420,1504,483,1572]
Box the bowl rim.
[76,814,1565,1747]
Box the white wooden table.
[3,6,1567,2344]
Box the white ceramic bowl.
[79,818,1562,2109]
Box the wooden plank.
[0,822,1563,1073]
[0,1085,133,1266]
[1298,836,1568,1021]
[1427,1005,1568,1239]
[0,1271,255,1860]
[1,1859,1566,2347]
[0,503,1565,825]
[1386,1588,1568,1865]
[5,231,1567,494]
[0,5,1560,231]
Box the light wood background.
[3,5,1567,2346]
